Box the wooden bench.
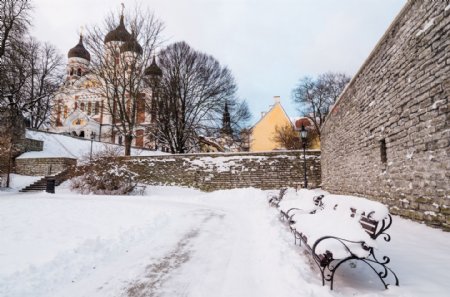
[286,197,399,290]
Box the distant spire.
[121,3,125,16]
[221,101,232,136]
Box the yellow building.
[250,97,292,152]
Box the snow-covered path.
[1,187,449,297]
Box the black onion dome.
[144,56,162,77]
[68,35,91,61]
[104,15,132,44]
[120,36,143,55]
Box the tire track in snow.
[124,211,222,297]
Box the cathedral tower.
[67,34,91,80]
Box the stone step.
[19,171,70,192]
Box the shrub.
[70,146,137,195]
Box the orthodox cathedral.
[50,14,163,149]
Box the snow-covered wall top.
[321,0,449,231]
[125,150,321,191]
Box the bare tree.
[0,38,63,127]
[292,72,350,137]
[24,40,63,128]
[84,6,164,155]
[272,124,301,150]
[0,0,31,61]
[0,0,63,186]
[152,41,239,153]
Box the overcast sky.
[31,0,406,125]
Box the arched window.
[87,102,92,115]
[77,68,82,76]
[80,102,85,112]
[70,68,74,76]
[79,131,85,138]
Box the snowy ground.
[17,129,167,159]
[0,186,449,297]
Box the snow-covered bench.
[267,188,287,207]
[279,194,324,224]
[283,194,399,290]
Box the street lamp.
[300,124,308,188]
[90,131,95,161]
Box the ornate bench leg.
[362,249,399,288]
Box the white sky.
[31,0,406,125]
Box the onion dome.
[144,56,162,77]
[104,15,132,44]
[120,33,143,55]
[68,35,91,61]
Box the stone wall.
[124,150,321,191]
[321,0,449,230]
[15,158,77,176]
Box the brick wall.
[321,0,449,230]
[15,158,77,176]
[124,150,321,191]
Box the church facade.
[50,15,163,150]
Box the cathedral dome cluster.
[54,12,163,150]
[66,14,149,61]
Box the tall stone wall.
[124,151,321,191]
[321,0,449,230]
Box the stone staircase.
[19,170,70,192]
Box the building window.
[64,106,68,118]
[87,102,92,115]
[94,102,100,115]
[77,68,82,76]
[380,139,387,164]
[70,68,74,76]
[80,102,85,112]
[118,136,123,145]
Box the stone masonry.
[15,158,77,176]
[321,0,449,230]
[124,150,321,192]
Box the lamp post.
[90,131,95,161]
[300,124,308,188]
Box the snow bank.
[17,129,168,159]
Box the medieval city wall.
[125,151,321,192]
[321,0,450,230]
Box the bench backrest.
[350,208,379,239]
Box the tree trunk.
[124,134,133,156]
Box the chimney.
[273,96,280,103]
